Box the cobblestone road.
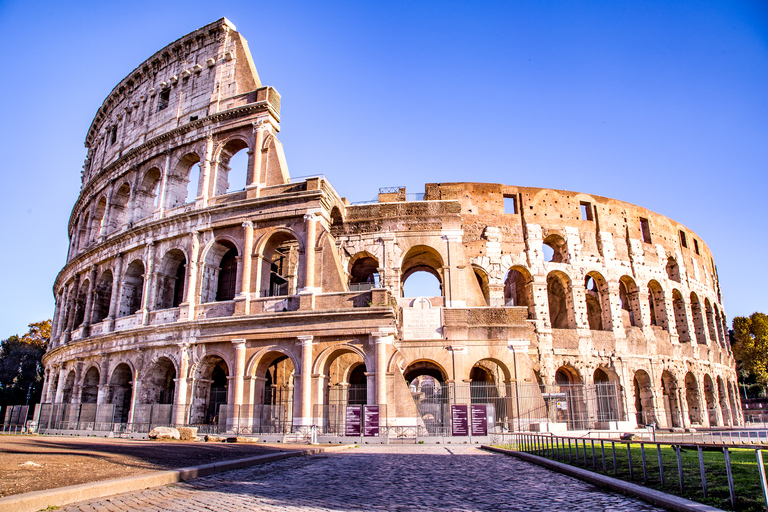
[64,445,665,511]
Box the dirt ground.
[0,435,309,497]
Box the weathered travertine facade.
[41,19,741,435]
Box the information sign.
[470,404,488,436]
[451,404,469,436]
[345,405,361,436]
[363,405,379,437]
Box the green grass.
[498,440,768,512]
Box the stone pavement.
[63,445,665,511]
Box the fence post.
[612,441,617,475]
[657,443,665,487]
[575,438,579,464]
[756,449,768,511]
[627,443,634,480]
[724,447,736,509]
[675,445,684,492]
[641,443,648,483]
[601,440,606,472]
[697,446,707,498]
[568,438,573,463]
[582,439,588,466]
[591,440,596,470]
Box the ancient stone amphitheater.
[39,18,741,438]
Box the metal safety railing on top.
[492,431,768,511]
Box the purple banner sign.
[345,405,361,436]
[451,404,469,436]
[470,404,488,436]
[363,405,379,437]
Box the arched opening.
[329,207,343,237]
[348,253,380,290]
[108,363,133,424]
[504,266,532,312]
[648,280,667,330]
[690,293,707,344]
[684,372,702,425]
[633,370,656,426]
[92,197,107,242]
[593,368,620,423]
[469,359,512,430]
[704,299,718,344]
[714,307,726,347]
[555,366,586,429]
[135,168,162,220]
[547,271,573,329]
[166,152,201,209]
[61,371,75,403]
[619,276,641,327]
[473,267,491,306]
[155,249,187,310]
[118,260,144,317]
[585,272,609,331]
[109,183,130,233]
[404,360,448,434]
[702,374,718,427]
[400,245,444,299]
[259,232,300,297]
[661,370,682,428]
[73,279,90,328]
[191,356,229,425]
[216,139,249,196]
[666,257,681,283]
[80,367,99,404]
[542,234,568,263]
[141,357,176,405]
[91,270,112,324]
[77,213,90,252]
[323,349,368,410]
[201,240,238,303]
[728,381,739,426]
[717,376,732,426]
[254,352,295,432]
[672,290,690,343]
[348,364,368,404]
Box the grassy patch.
[498,441,768,512]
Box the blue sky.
[0,0,766,337]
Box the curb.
[0,444,354,512]
[481,446,724,512]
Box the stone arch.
[155,248,187,309]
[684,372,702,425]
[647,280,667,330]
[690,293,707,344]
[108,362,134,424]
[318,345,369,407]
[547,271,575,329]
[73,278,90,328]
[404,359,450,434]
[714,306,726,347]
[329,206,343,237]
[348,251,380,289]
[135,167,163,220]
[661,370,682,428]
[118,259,145,317]
[77,212,90,252]
[109,182,131,233]
[92,196,107,242]
[166,151,202,208]
[91,269,113,324]
[727,381,739,425]
[633,369,657,426]
[702,374,718,427]
[593,367,621,422]
[619,275,642,328]
[503,266,533,314]
[80,365,100,404]
[190,354,229,425]
[403,359,449,384]
[666,257,681,283]
[585,271,610,331]
[555,365,586,429]
[200,238,239,303]
[61,370,76,403]
[140,356,177,405]
[400,245,445,298]
[246,345,301,378]
[473,265,491,306]
[214,137,250,196]
[672,289,690,343]
[255,229,302,297]
[542,233,568,263]
[704,298,718,345]
[250,349,295,432]
[717,375,731,425]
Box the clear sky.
[0,0,766,338]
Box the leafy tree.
[0,320,51,406]
[732,312,768,392]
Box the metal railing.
[493,432,768,511]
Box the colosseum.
[38,18,741,439]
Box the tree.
[0,320,51,406]
[732,312,768,391]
